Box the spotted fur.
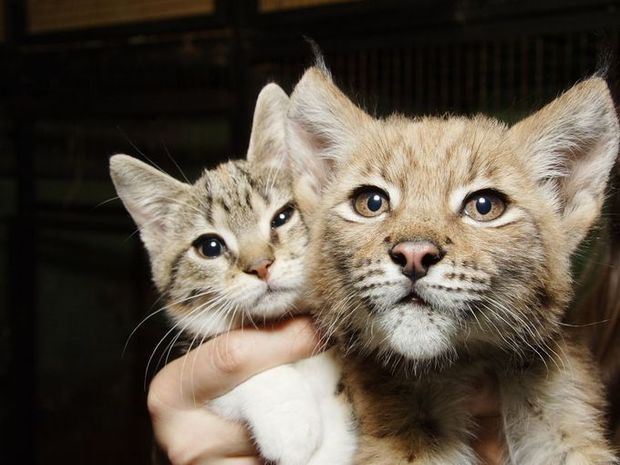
[288,67,619,464]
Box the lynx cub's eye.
[463,190,507,222]
[271,204,295,228]
[352,187,390,217]
[193,234,225,258]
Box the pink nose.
[247,259,273,281]
[390,241,442,280]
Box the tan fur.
[110,83,309,338]
[288,68,619,464]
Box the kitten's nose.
[246,259,273,281]
[390,241,442,280]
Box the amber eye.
[463,190,507,222]
[352,187,390,217]
[193,234,226,258]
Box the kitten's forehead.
[192,159,290,231]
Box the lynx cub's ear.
[109,154,189,254]
[287,66,373,203]
[246,83,290,170]
[510,77,619,249]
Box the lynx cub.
[110,84,355,465]
[287,67,619,464]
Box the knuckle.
[167,444,196,465]
[146,387,164,419]
[146,372,170,419]
[167,440,217,465]
[210,335,248,375]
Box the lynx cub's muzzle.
[390,240,443,281]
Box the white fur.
[111,81,357,465]
[211,350,356,465]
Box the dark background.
[1,0,619,464]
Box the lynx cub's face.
[111,84,309,338]
[288,68,619,365]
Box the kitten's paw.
[252,401,321,465]
[561,450,618,465]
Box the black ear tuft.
[303,36,332,78]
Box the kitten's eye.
[352,187,390,217]
[271,204,295,228]
[463,190,507,222]
[193,234,226,258]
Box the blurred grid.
[1,1,619,464]
[28,0,215,33]
[259,0,359,12]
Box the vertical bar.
[7,118,36,465]
[439,44,449,111]
[6,1,35,463]
[466,42,477,113]
[427,44,436,112]
[520,37,529,109]
[452,42,462,113]
[535,37,544,102]
[492,41,501,111]
[392,48,401,110]
[506,39,515,107]
[564,33,574,87]
[403,45,412,112]
[358,48,367,104]
[415,45,424,114]
[478,41,488,111]
[228,0,255,156]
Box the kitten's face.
[110,83,305,338]
[288,68,618,366]
[160,161,308,336]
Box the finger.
[472,416,506,465]
[154,410,257,462]
[466,372,501,418]
[150,317,321,409]
[200,457,262,465]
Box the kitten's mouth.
[265,284,294,293]
[398,289,428,307]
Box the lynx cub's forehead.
[334,116,521,207]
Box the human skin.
[148,317,505,465]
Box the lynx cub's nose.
[390,241,442,280]
[246,258,273,281]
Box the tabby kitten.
[110,83,355,465]
[287,66,619,464]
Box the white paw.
[561,450,618,465]
[252,400,322,465]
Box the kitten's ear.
[510,77,619,250]
[286,66,372,203]
[246,83,290,170]
[109,154,189,254]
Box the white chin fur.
[171,289,300,339]
[377,303,457,360]
[250,289,300,318]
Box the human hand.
[148,317,505,465]
[147,317,321,465]
[467,372,506,465]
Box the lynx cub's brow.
[288,67,619,464]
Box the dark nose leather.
[390,241,442,280]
